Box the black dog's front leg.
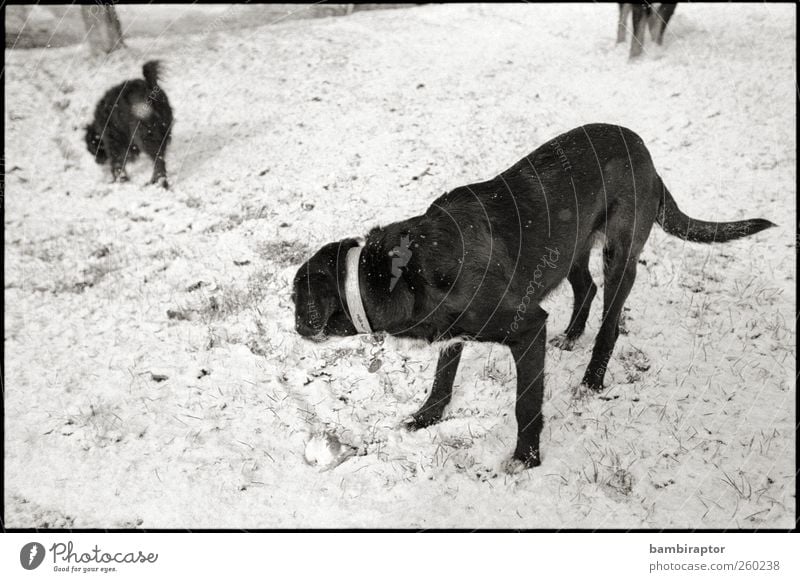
[509,308,547,468]
[405,341,463,430]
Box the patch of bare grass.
[256,239,312,267]
[168,270,272,322]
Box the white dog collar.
[345,245,372,334]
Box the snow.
[4,3,795,529]
[304,431,356,470]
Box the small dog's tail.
[142,61,162,90]
[656,177,776,243]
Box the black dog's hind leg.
[149,152,168,188]
[509,306,548,467]
[405,342,463,430]
[581,244,638,391]
[551,252,597,351]
[144,125,170,188]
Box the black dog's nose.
[295,320,317,337]
[295,321,326,343]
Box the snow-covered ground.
[4,4,795,529]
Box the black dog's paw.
[573,380,604,400]
[583,379,605,392]
[550,334,577,351]
[506,448,541,473]
[580,367,607,392]
[402,412,442,431]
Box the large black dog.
[84,61,173,187]
[292,123,774,469]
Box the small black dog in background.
[618,3,677,58]
[84,61,173,188]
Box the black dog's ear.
[403,219,462,291]
[363,227,409,293]
[359,227,416,328]
[362,218,462,295]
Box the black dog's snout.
[295,319,318,337]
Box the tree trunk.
[81,5,124,55]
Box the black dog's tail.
[142,61,162,90]
[656,177,775,243]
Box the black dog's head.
[292,238,360,341]
[83,124,107,164]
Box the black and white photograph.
[3,2,796,531]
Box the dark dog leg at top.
[509,306,548,467]
[650,3,677,45]
[617,3,632,43]
[629,4,650,58]
[405,341,463,430]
